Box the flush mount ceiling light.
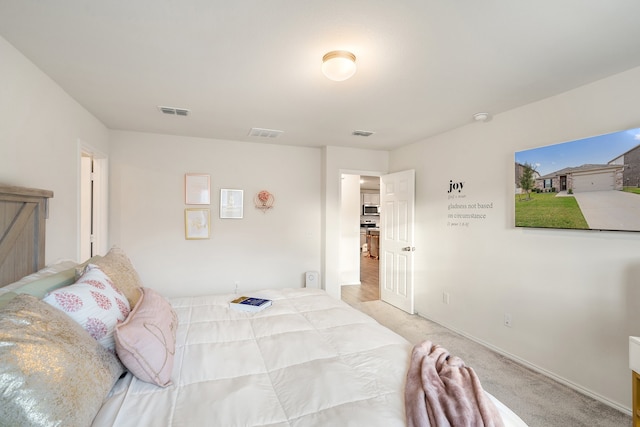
[322,50,357,81]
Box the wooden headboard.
[0,184,53,287]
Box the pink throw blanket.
[405,340,505,427]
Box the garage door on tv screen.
[514,127,640,232]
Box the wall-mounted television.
[514,127,640,232]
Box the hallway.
[341,254,379,305]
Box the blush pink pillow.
[114,287,178,387]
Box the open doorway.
[340,174,381,306]
[79,143,108,262]
[338,169,416,313]
[79,153,93,260]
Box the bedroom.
[2,1,640,424]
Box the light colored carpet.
[350,299,632,427]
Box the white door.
[380,169,415,314]
[79,145,108,260]
[80,155,93,260]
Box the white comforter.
[92,288,526,426]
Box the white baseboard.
[416,312,631,416]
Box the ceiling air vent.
[352,130,374,137]
[158,106,190,116]
[248,128,284,138]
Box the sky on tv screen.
[515,127,640,176]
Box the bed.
[0,186,528,427]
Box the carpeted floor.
[348,298,632,427]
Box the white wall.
[339,174,362,285]
[108,130,321,297]
[0,35,109,263]
[390,66,640,411]
[322,146,389,298]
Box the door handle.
[402,246,416,251]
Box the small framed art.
[185,208,210,239]
[185,174,210,205]
[220,189,243,219]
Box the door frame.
[339,173,365,286]
[338,169,383,295]
[78,140,108,261]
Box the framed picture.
[185,208,210,239]
[515,126,640,232]
[185,174,210,205]
[220,189,243,219]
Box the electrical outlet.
[504,313,512,327]
[442,292,450,304]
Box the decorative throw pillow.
[43,264,130,352]
[0,294,124,427]
[115,287,178,387]
[91,246,143,308]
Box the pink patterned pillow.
[43,264,130,352]
[114,287,177,387]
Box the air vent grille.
[352,130,374,137]
[158,106,190,116]
[248,128,284,138]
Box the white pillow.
[43,264,130,352]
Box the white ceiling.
[2,1,640,151]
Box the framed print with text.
[185,174,210,205]
[185,208,210,239]
[220,189,243,219]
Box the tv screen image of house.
[514,127,640,232]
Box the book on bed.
[229,296,272,312]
